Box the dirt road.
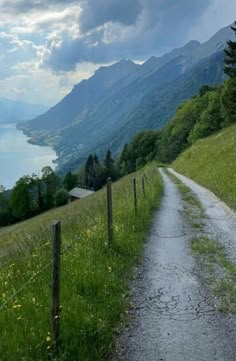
[114,168,236,361]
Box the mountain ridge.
[18,24,233,172]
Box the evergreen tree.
[41,166,59,209]
[63,171,78,191]
[222,22,236,124]
[224,22,236,77]
[10,176,32,220]
[104,150,115,179]
[85,154,95,188]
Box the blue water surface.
[0,123,56,189]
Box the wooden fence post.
[52,220,61,354]
[133,177,137,215]
[142,175,145,196]
[106,178,113,244]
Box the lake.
[0,123,56,189]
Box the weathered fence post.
[142,175,145,196]
[52,220,61,354]
[106,177,113,244]
[133,177,137,215]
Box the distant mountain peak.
[95,59,137,74]
[183,40,201,49]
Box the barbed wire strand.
[0,242,73,312]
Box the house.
[68,187,94,201]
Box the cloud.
[0,0,235,105]
[79,0,142,32]
[0,32,42,78]
[43,0,213,72]
[1,0,76,13]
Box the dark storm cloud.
[44,0,213,72]
[79,0,142,32]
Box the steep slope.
[0,98,48,123]
[19,24,233,171]
[59,50,225,172]
[173,124,236,211]
[20,60,139,131]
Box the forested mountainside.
[19,25,232,172]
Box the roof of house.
[68,187,94,199]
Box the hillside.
[19,25,233,172]
[0,98,48,123]
[0,164,162,360]
[173,124,236,211]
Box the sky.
[0,0,235,106]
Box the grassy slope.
[0,163,162,361]
[173,124,236,211]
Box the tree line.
[0,150,117,227]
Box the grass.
[191,237,236,314]
[173,124,236,211]
[167,169,236,314]
[166,170,205,229]
[0,163,163,361]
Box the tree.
[10,176,32,220]
[119,143,134,175]
[41,166,59,209]
[63,171,78,191]
[224,22,236,77]
[84,154,106,190]
[222,22,236,124]
[84,154,95,189]
[104,150,115,179]
[55,188,69,206]
[188,88,223,143]
[0,186,12,226]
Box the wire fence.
[0,174,148,357]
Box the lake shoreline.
[0,123,57,189]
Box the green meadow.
[0,163,162,361]
[173,124,236,211]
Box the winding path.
[114,168,236,361]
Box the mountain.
[19,24,233,172]
[0,98,48,124]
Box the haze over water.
[0,123,56,189]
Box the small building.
[68,187,94,202]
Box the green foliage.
[55,188,69,207]
[173,124,236,211]
[104,150,116,179]
[42,166,60,209]
[221,77,236,124]
[63,172,78,191]
[188,87,223,143]
[10,176,32,220]
[0,188,12,226]
[224,22,236,77]
[118,131,160,175]
[222,22,236,124]
[158,95,209,162]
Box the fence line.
[0,173,148,356]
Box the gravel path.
[113,168,236,361]
[169,168,236,262]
